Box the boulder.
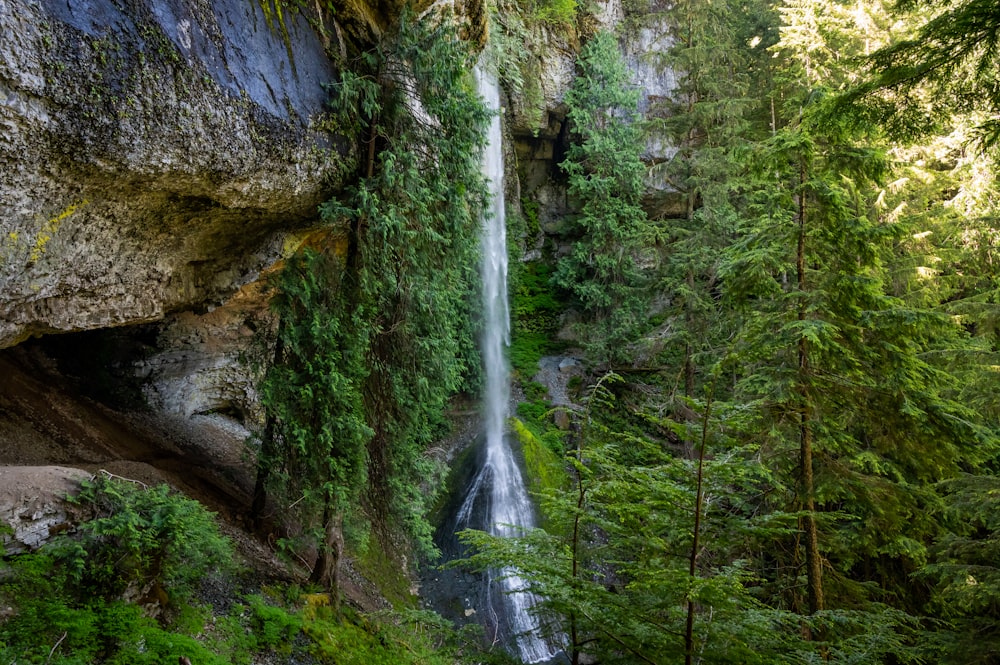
[0,465,90,553]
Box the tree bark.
[310,501,344,611]
[685,391,713,665]
[250,318,286,531]
[797,158,824,618]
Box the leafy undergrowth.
[302,598,471,665]
[0,477,481,665]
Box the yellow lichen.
[281,231,311,257]
[29,200,88,262]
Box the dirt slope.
[0,347,251,519]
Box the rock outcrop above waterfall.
[510,0,681,253]
[0,0,346,349]
[0,0,675,433]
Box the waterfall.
[447,66,561,664]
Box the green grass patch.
[302,601,459,665]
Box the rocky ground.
[0,345,250,516]
[0,343,391,608]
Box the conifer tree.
[254,248,371,598]
[722,48,982,631]
[839,0,1000,149]
[461,375,813,664]
[920,474,1000,663]
[647,0,770,398]
[555,31,651,364]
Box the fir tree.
[721,82,982,632]
[554,31,651,364]
[647,0,770,399]
[839,0,1000,149]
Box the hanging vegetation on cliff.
[253,10,491,591]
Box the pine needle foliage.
[918,474,1000,664]
[720,77,988,625]
[646,0,768,396]
[838,0,1000,149]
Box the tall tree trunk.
[569,432,587,665]
[684,270,696,399]
[683,68,698,402]
[797,160,824,618]
[685,391,713,665]
[250,318,286,531]
[310,499,344,611]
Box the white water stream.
[451,67,561,664]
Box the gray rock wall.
[0,0,346,347]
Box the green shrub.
[60,476,233,599]
[521,198,541,238]
[103,623,228,665]
[517,399,548,422]
[512,262,562,335]
[510,332,551,378]
[0,477,237,664]
[533,0,576,25]
[523,381,549,401]
[509,261,564,378]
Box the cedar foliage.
[254,11,490,585]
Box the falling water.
[447,66,561,664]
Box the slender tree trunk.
[569,435,586,665]
[251,318,286,531]
[796,160,824,618]
[799,390,823,615]
[685,391,713,665]
[684,270,696,399]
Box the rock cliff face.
[0,0,345,348]
[0,0,671,439]
[507,0,679,248]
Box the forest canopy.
[466,0,1000,662]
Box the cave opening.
[0,325,258,518]
[15,325,159,411]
